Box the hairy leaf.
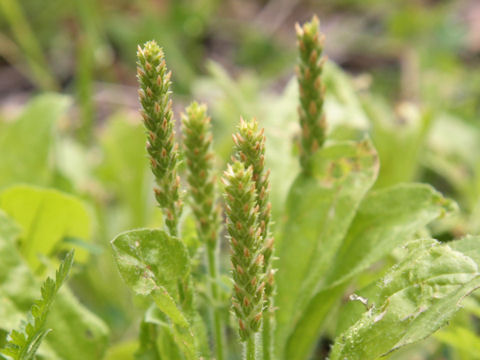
[329,239,480,360]
[111,229,197,359]
[285,183,456,360]
[275,139,379,352]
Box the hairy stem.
[262,298,272,360]
[207,245,225,360]
[245,335,256,360]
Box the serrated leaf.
[0,185,92,269]
[0,225,109,360]
[0,251,73,360]
[275,139,379,351]
[111,229,197,359]
[329,239,480,360]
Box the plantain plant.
[105,15,480,360]
[2,14,480,360]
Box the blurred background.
[1,0,480,359]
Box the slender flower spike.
[296,15,327,173]
[182,102,220,248]
[223,161,264,341]
[137,40,182,236]
[234,118,275,359]
[233,118,274,296]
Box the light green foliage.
[0,185,92,269]
[0,94,70,189]
[1,251,74,360]
[111,229,197,359]
[285,183,456,360]
[326,183,457,286]
[330,238,480,360]
[97,113,152,229]
[0,211,109,360]
[275,139,379,351]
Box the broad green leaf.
[284,183,456,360]
[111,229,197,359]
[0,94,71,188]
[326,183,457,287]
[275,139,379,352]
[0,219,109,360]
[0,185,92,269]
[329,239,480,360]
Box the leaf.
[0,185,92,269]
[326,183,457,287]
[274,139,379,352]
[329,239,480,360]
[0,250,74,360]
[0,94,71,189]
[284,183,456,360]
[97,114,151,229]
[111,229,197,359]
[0,210,20,243]
[449,235,480,266]
[0,221,109,360]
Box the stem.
[245,335,256,360]
[207,244,225,360]
[262,299,272,360]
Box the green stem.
[207,244,225,360]
[245,335,256,360]
[262,299,272,360]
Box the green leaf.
[0,250,74,360]
[97,114,151,229]
[284,183,456,360]
[275,139,379,352]
[449,235,480,266]
[326,183,457,287]
[0,185,92,269]
[329,239,480,360]
[111,229,197,359]
[0,220,109,360]
[0,94,71,189]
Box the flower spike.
[137,40,182,236]
[296,15,327,173]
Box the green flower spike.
[182,101,225,360]
[233,118,275,360]
[182,101,220,248]
[137,40,183,236]
[296,15,327,173]
[222,161,264,347]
